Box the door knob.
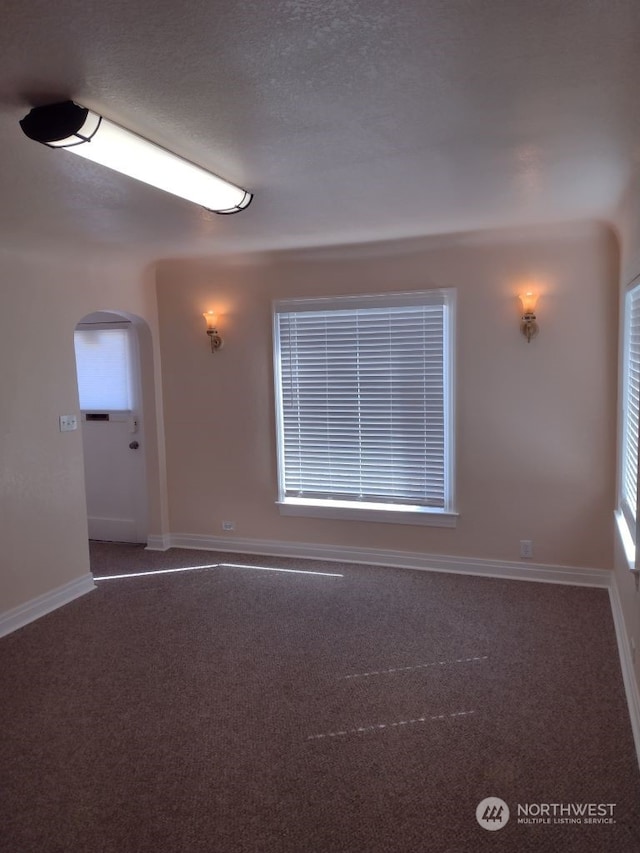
[129,440,140,450]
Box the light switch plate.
[59,414,78,432]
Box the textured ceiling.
[1,0,640,259]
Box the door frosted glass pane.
[74,328,133,411]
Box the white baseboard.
[608,577,640,769]
[167,532,611,588]
[0,573,96,639]
[87,516,136,542]
[145,533,172,551]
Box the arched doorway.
[74,310,149,543]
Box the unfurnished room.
[2,2,640,851]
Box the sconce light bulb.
[203,311,218,331]
[519,291,538,315]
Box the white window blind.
[74,326,134,411]
[273,291,453,511]
[621,284,640,542]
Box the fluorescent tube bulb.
[20,101,252,214]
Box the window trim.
[272,289,457,527]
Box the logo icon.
[476,797,510,831]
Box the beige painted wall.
[156,221,618,569]
[618,178,640,288]
[0,248,167,614]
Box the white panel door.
[75,321,147,543]
[81,411,146,542]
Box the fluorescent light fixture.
[19,101,252,214]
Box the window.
[272,290,456,526]
[74,325,134,411]
[619,281,640,565]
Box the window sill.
[277,499,458,528]
[615,509,638,572]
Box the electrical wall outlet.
[520,540,533,559]
[222,520,235,532]
[59,414,78,432]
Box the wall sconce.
[519,291,539,343]
[203,312,223,352]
